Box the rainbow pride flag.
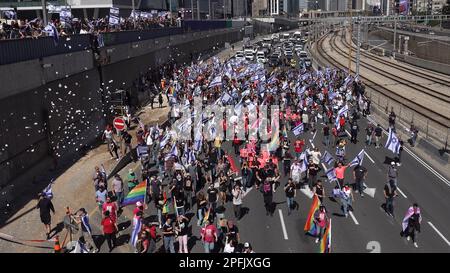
[122,179,147,207]
[304,195,321,236]
[320,219,331,253]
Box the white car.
[256,52,267,64]
[299,51,308,60]
[245,51,255,61]
[235,51,245,61]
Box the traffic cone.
[54,236,61,253]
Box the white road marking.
[366,116,450,187]
[364,151,375,163]
[278,209,289,240]
[345,129,351,137]
[243,187,253,197]
[321,163,328,171]
[396,187,407,198]
[349,211,360,225]
[366,241,381,253]
[428,222,450,246]
[309,139,315,148]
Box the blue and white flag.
[335,104,349,130]
[194,139,202,152]
[326,168,337,182]
[385,128,401,154]
[300,157,308,173]
[292,123,304,136]
[321,151,335,165]
[350,149,365,167]
[42,180,54,199]
[44,23,59,45]
[130,218,142,247]
[221,92,233,105]
[184,146,196,165]
[81,214,93,235]
[160,133,170,148]
[165,143,178,160]
[208,76,222,88]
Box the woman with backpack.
[261,179,273,216]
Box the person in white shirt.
[311,148,322,165]
[290,160,302,185]
[232,185,244,220]
[223,239,236,253]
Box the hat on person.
[244,242,250,248]
[129,168,134,173]
[391,161,396,166]
[136,201,143,207]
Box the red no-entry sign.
[113,117,126,131]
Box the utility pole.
[132,0,136,28]
[191,0,194,19]
[209,0,211,20]
[356,17,361,77]
[348,10,353,75]
[197,0,200,19]
[41,0,48,25]
[393,15,397,57]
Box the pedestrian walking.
[374,124,383,148]
[353,164,367,197]
[401,203,422,248]
[175,215,190,253]
[36,193,55,239]
[261,179,274,216]
[365,124,374,146]
[387,161,399,187]
[74,208,99,253]
[201,218,218,253]
[313,180,325,203]
[335,161,350,188]
[230,181,243,218]
[101,210,118,252]
[350,120,359,144]
[207,183,219,215]
[102,196,118,223]
[383,179,398,217]
[284,178,296,215]
[95,185,107,212]
[162,217,176,253]
[314,205,329,243]
[112,174,124,207]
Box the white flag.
[385,129,401,154]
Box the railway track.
[340,34,450,94]
[315,32,450,130]
[335,34,450,105]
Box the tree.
[443,0,450,15]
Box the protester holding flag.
[313,180,325,203]
[335,161,350,188]
[401,204,422,248]
[74,208,99,253]
[36,193,55,239]
[314,205,329,244]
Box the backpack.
[263,182,271,193]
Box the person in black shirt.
[313,180,325,203]
[36,193,55,239]
[383,180,398,217]
[162,217,175,253]
[261,179,273,216]
[388,109,396,129]
[323,125,330,147]
[284,179,296,215]
[307,161,320,189]
[350,120,359,144]
[225,221,240,244]
[353,165,368,197]
[374,124,383,148]
[121,130,133,156]
[184,174,194,210]
[207,184,219,214]
[175,191,185,216]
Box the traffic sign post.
[113,117,126,131]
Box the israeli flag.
[130,218,142,247]
[328,92,337,100]
[221,92,233,105]
[194,139,202,152]
[321,151,335,165]
[326,168,337,182]
[385,128,401,154]
[282,81,289,90]
[300,157,308,173]
[42,179,54,199]
[109,15,120,25]
[159,133,170,148]
[165,143,178,161]
[44,23,59,44]
[292,123,304,136]
[350,149,365,167]
[297,85,307,96]
[208,76,222,88]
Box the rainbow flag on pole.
[304,194,321,236]
[122,179,147,207]
[320,219,331,253]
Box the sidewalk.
[0,35,259,253]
